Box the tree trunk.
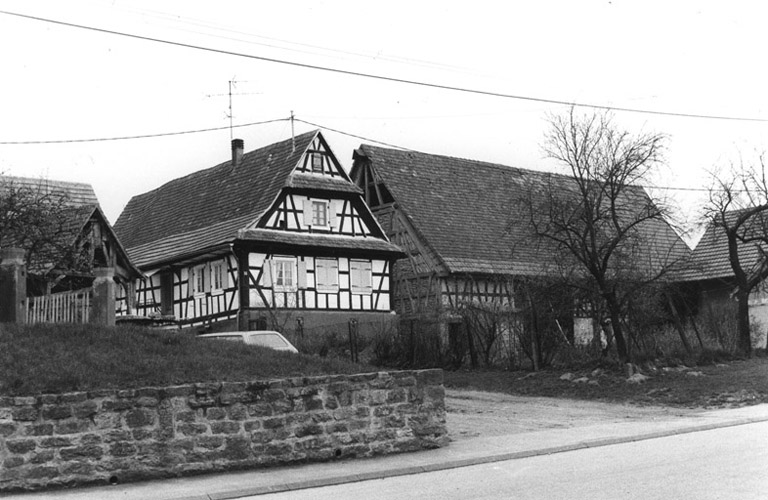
[736,290,753,356]
[666,292,692,355]
[604,291,630,364]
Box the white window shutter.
[302,199,313,226]
[298,259,307,289]
[330,259,339,286]
[261,261,272,287]
[329,201,338,229]
[362,261,372,291]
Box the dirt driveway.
[445,389,702,441]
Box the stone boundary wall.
[0,369,447,492]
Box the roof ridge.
[126,130,320,205]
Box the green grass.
[444,357,768,408]
[0,324,375,396]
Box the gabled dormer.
[293,133,347,179]
[248,131,391,241]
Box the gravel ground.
[445,389,702,441]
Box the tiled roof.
[115,131,399,269]
[356,145,691,277]
[285,172,363,193]
[0,176,100,208]
[114,131,319,263]
[688,209,767,281]
[0,176,139,278]
[238,228,404,254]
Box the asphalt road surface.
[250,420,768,500]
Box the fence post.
[0,248,27,324]
[91,267,116,326]
[348,318,359,363]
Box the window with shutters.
[350,260,372,294]
[312,201,328,227]
[302,198,337,230]
[315,258,339,292]
[272,258,297,292]
[191,264,207,296]
[210,260,226,294]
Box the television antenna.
[205,78,262,140]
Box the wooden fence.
[27,288,92,324]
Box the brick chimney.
[231,138,244,168]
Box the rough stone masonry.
[0,369,448,492]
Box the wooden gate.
[27,288,92,324]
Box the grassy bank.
[0,324,374,396]
[444,357,768,408]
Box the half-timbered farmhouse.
[113,131,403,334]
[350,145,690,347]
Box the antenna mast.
[291,110,295,152]
[228,80,234,140]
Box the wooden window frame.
[311,153,324,173]
[311,200,328,227]
[272,257,297,292]
[191,263,208,297]
[210,260,226,295]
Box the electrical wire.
[296,117,726,193]
[3,9,768,123]
[293,118,416,151]
[0,118,288,145]
[111,4,476,76]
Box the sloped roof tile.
[115,131,318,251]
[356,145,691,277]
[688,209,767,281]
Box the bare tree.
[0,177,86,291]
[704,154,768,356]
[524,108,683,364]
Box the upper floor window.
[312,201,328,227]
[311,153,324,173]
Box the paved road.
[250,421,768,500]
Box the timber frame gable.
[114,131,403,333]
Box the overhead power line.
[3,9,768,123]
[0,118,288,145]
[298,117,721,194]
[293,118,417,151]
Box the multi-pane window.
[192,264,206,295]
[312,201,328,227]
[273,258,296,291]
[211,261,225,291]
[350,260,372,294]
[315,258,339,291]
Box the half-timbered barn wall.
[441,276,515,310]
[370,205,442,318]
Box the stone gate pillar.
[91,267,115,326]
[0,248,27,323]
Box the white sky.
[1,1,768,245]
